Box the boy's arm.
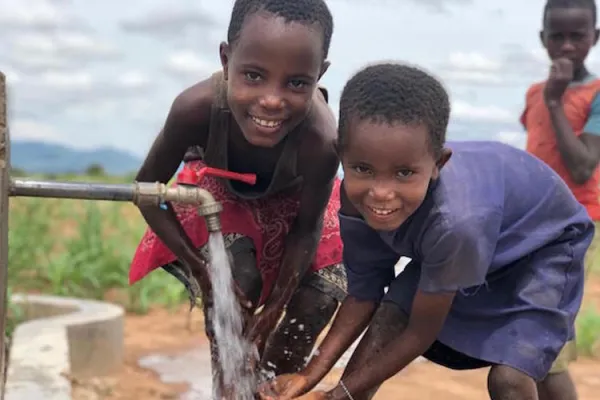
[326,290,455,400]
[326,213,500,398]
[547,95,600,184]
[300,196,399,392]
[544,60,600,184]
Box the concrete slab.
[4,294,124,400]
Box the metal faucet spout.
[133,182,223,232]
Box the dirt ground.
[70,280,600,399]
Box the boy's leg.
[261,264,346,375]
[536,342,577,400]
[488,365,538,400]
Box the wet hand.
[257,373,310,399]
[544,58,574,104]
[246,306,282,355]
[234,283,254,311]
[290,391,328,400]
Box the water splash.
[207,232,257,399]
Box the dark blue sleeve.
[339,213,398,302]
[418,212,501,293]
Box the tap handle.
[177,166,257,186]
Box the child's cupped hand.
[257,373,310,400]
[544,57,574,103]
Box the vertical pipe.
[0,71,9,398]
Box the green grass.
[576,306,600,356]
[5,173,188,338]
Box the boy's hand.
[544,58,574,104]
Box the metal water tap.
[170,166,256,232]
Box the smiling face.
[541,7,599,72]
[341,118,450,231]
[219,12,326,148]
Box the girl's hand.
[292,391,329,400]
[257,373,310,399]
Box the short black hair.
[543,0,597,25]
[338,62,450,158]
[227,0,333,59]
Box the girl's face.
[341,119,450,231]
[220,12,328,148]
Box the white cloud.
[120,7,219,38]
[117,71,151,90]
[453,101,513,123]
[4,31,120,73]
[10,69,155,116]
[164,51,218,78]
[495,130,526,149]
[390,0,472,12]
[447,52,501,71]
[0,0,81,31]
[12,32,118,58]
[10,119,62,141]
[36,71,94,91]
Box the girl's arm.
[246,135,339,349]
[136,82,212,285]
[246,98,340,348]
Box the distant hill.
[10,141,143,176]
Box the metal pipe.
[0,72,9,398]
[9,179,224,223]
[10,180,136,201]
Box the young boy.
[129,0,346,396]
[522,1,600,397]
[259,63,592,400]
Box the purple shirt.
[339,141,592,379]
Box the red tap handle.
[177,166,256,186]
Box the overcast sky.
[2,0,599,156]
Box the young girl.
[129,0,346,396]
[260,63,592,400]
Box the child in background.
[522,1,600,397]
[260,63,592,400]
[129,0,346,396]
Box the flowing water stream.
[206,232,257,399]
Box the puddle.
[139,347,214,399]
[139,336,425,398]
[139,338,362,399]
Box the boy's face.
[340,119,450,232]
[220,12,327,148]
[541,7,599,71]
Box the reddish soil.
[70,287,600,400]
